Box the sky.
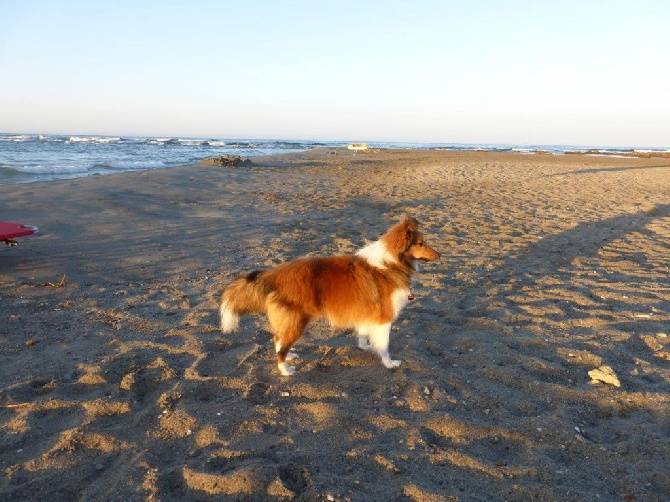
[0,0,668,147]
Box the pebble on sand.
[588,365,621,387]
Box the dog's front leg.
[356,324,373,351]
[368,323,401,369]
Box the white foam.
[68,136,120,143]
[12,164,89,174]
[1,135,33,142]
[148,138,173,144]
[177,139,205,146]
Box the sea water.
[0,133,666,185]
[0,134,334,185]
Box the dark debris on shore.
[199,155,252,167]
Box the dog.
[219,216,440,375]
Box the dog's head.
[383,216,440,266]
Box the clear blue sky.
[1,0,668,147]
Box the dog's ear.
[401,216,419,244]
[394,216,419,252]
[401,216,419,229]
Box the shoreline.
[2,139,670,186]
[1,149,669,500]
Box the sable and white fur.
[219,216,440,376]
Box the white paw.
[278,362,296,376]
[383,359,401,369]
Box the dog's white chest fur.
[391,288,410,319]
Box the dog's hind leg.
[368,323,401,369]
[267,300,308,376]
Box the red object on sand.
[1,221,37,245]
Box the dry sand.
[1,149,669,501]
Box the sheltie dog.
[219,216,440,376]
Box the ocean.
[0,133,667,185]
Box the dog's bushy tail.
[219,270,270,332]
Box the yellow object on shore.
[347,143,368,150]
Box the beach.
[1,148,669,500]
